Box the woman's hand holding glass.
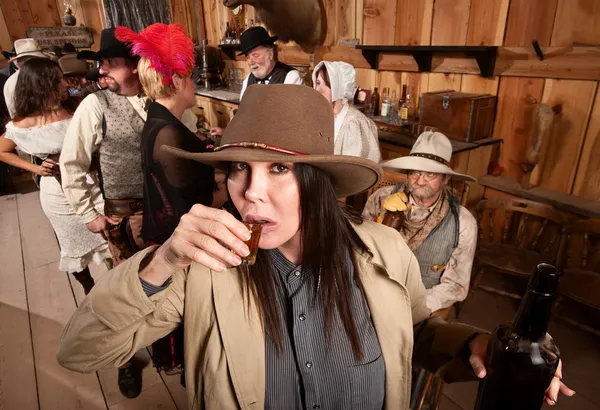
[139,205,251,286]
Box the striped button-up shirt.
[266,249,385,410]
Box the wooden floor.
[1,188,599,410]
[0,190,188,410]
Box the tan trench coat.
[57,221,479,409]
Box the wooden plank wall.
[0,0,104,55]
[0,0,596,203]
[200,0,600,204]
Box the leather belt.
[105,198,143,217]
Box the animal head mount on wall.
[223,0,326,53]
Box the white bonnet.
[312,61,357,102]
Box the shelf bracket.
[468,47,498,78]
[411,50,433,72]
[360,49,379,69]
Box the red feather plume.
[115,23,194,86]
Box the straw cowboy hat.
[162,84,383,198]
[383,131,477,182]
[10,38,51,62]
[58,54,89,75]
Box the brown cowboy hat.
[58,54,89,75]
[162,84,382,198]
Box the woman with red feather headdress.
[115,23,216,245]
[115,23,217,377]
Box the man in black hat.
[59,27,198,400]
[238,26,303,97]
[210,26,303,138]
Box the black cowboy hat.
[2,48,16,60]
[238,26,278,56]
[62,43,77,54]
[77,28,133,61]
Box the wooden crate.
[419,90,497,142]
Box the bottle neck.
[511,264,560,341]
[511,289,555,341]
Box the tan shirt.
[59,93,198,224]
[363,185,478,312]
[57,221,480,410]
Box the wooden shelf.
[355,45,498,77]
[378,129,500,154]
[479,175,600,218]
[218,43,242,59]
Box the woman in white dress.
[313,61,381,163]
[0,57,110,293]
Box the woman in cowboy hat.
[363,131,479,314]
[57,85,571,409]
[4,38,53,118]
[313,61,381,162]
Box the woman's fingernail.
[215,263,226,271]
[239,245,250,256]
[230,255,242,266]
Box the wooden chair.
[554,219,600,337]
[368,168,407,197]
[471,197,571,299]
[345,169,407,212]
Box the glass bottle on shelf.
[399,84,407,110]
[381,87,391,120]
[224,22,232,44]
[400,93,410,124]
[235,23,242,43]
[371,87,380,117]
[390,89,398,123]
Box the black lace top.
[141,102,214,244]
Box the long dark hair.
[13,57,78,121]
[234,163,370,360]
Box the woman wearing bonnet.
[313,61,381,162]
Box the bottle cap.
[530,263,562,295]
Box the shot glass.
[241,221,264,266]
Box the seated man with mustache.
[363,132,478,315]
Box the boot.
[72,267,95,295]
[118,361,142,399]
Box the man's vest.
[96,90,145,199]
[392,183,460,289]
[247,61,295,86]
